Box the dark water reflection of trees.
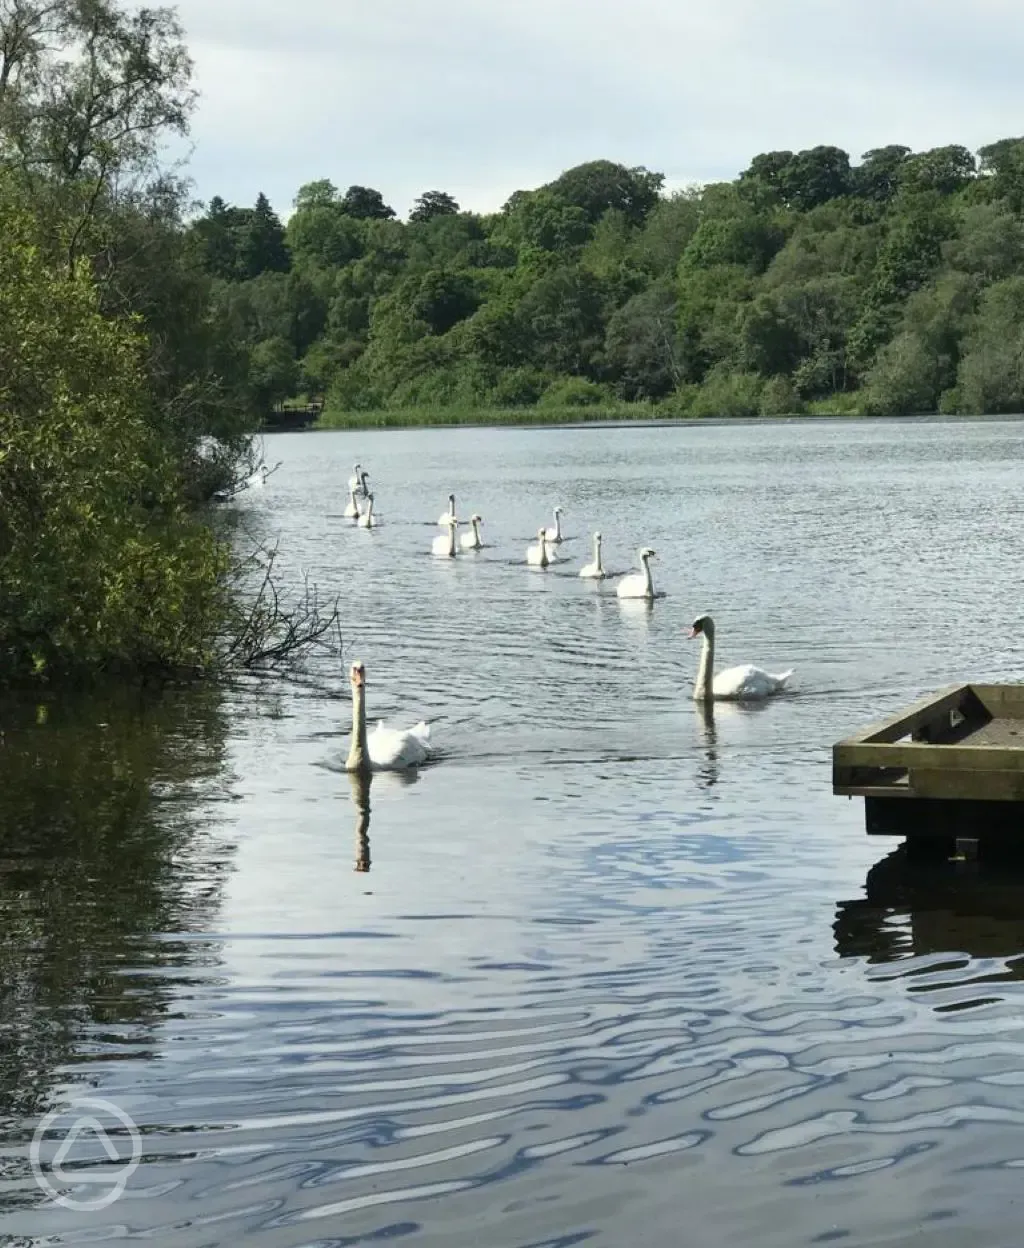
[0,686,236,1132]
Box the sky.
[169,0,1024,219]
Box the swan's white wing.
[368,720,432,770]
[712,664,793,700]
[616,573,648,597]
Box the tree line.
[189,140,1024,418]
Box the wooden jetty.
[833,683,1024,851]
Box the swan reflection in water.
[834,844,1024,979]
[346,767,421,873]
[348,771,372,872]
[695,700,719,790]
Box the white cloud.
[169,0,1024,218]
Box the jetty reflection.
[834,845,1024,970]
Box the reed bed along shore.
[311,398,943,431]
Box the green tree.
[543,160,664,226]
[409,189,460,223]
[340,185,395,220]
[247,336,299,410]
[410,269,480,335]
[242,192,289,275]
[605,281,681,398]
[954,277,1024,413]
[900,145,976,196]
[853,146,912,202]
[977,137,1024,210]
[0,186,228,680]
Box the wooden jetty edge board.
[834,683,1024,805]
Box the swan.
[578,531,606,579]
[460,514,483,550]
[542,506,564,543]
[343,486,360,519]
[688,614,793,701]
[616,547,656,598]
[345,661,432,772]
[526,528,555,567]
[438,493,456,527]
[357,493,376,528]
[432,517,459,557]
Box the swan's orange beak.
[687,627,699,639]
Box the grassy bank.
[316,403,661,429]
[313,398,883,430]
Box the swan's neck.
[365,497,374,520]
[472,518,480,540]
[448,498,455,518]
[349,488,358,507]
[693,631,715,700]
[553,512,561,539]
[346,684,369,771]
[641,553,653,594]
[593,536,603,570]
[447,522,456,555]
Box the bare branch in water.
[220,541,342,671]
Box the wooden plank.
[907,770,1024,802]
[836,684,973,746]
[973,684,1024,716]
[835,741,1024,773]
[834,782,914,798]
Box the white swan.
[357,493,376,528]
[578,531,606,579]
[526,528,555,567]
[460,514,483,550]
[349,466,369,497]
[438,493,456,527]
[542,506,564,543]
[688,614,793,701]
[245,464,270,489]
[345,661,432,772]
[343,486,360,519]
[432,517,458,557]
[616,547,656,598]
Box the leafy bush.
[758,375,805,415]
[0,192,228,681]
[539,377,611,407]
[689,369,763,417]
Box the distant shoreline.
[270,408,1023,435]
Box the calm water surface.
[5,418,1024,1245]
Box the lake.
[5,416,1024,1246]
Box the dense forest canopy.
[188,142,1024,417]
